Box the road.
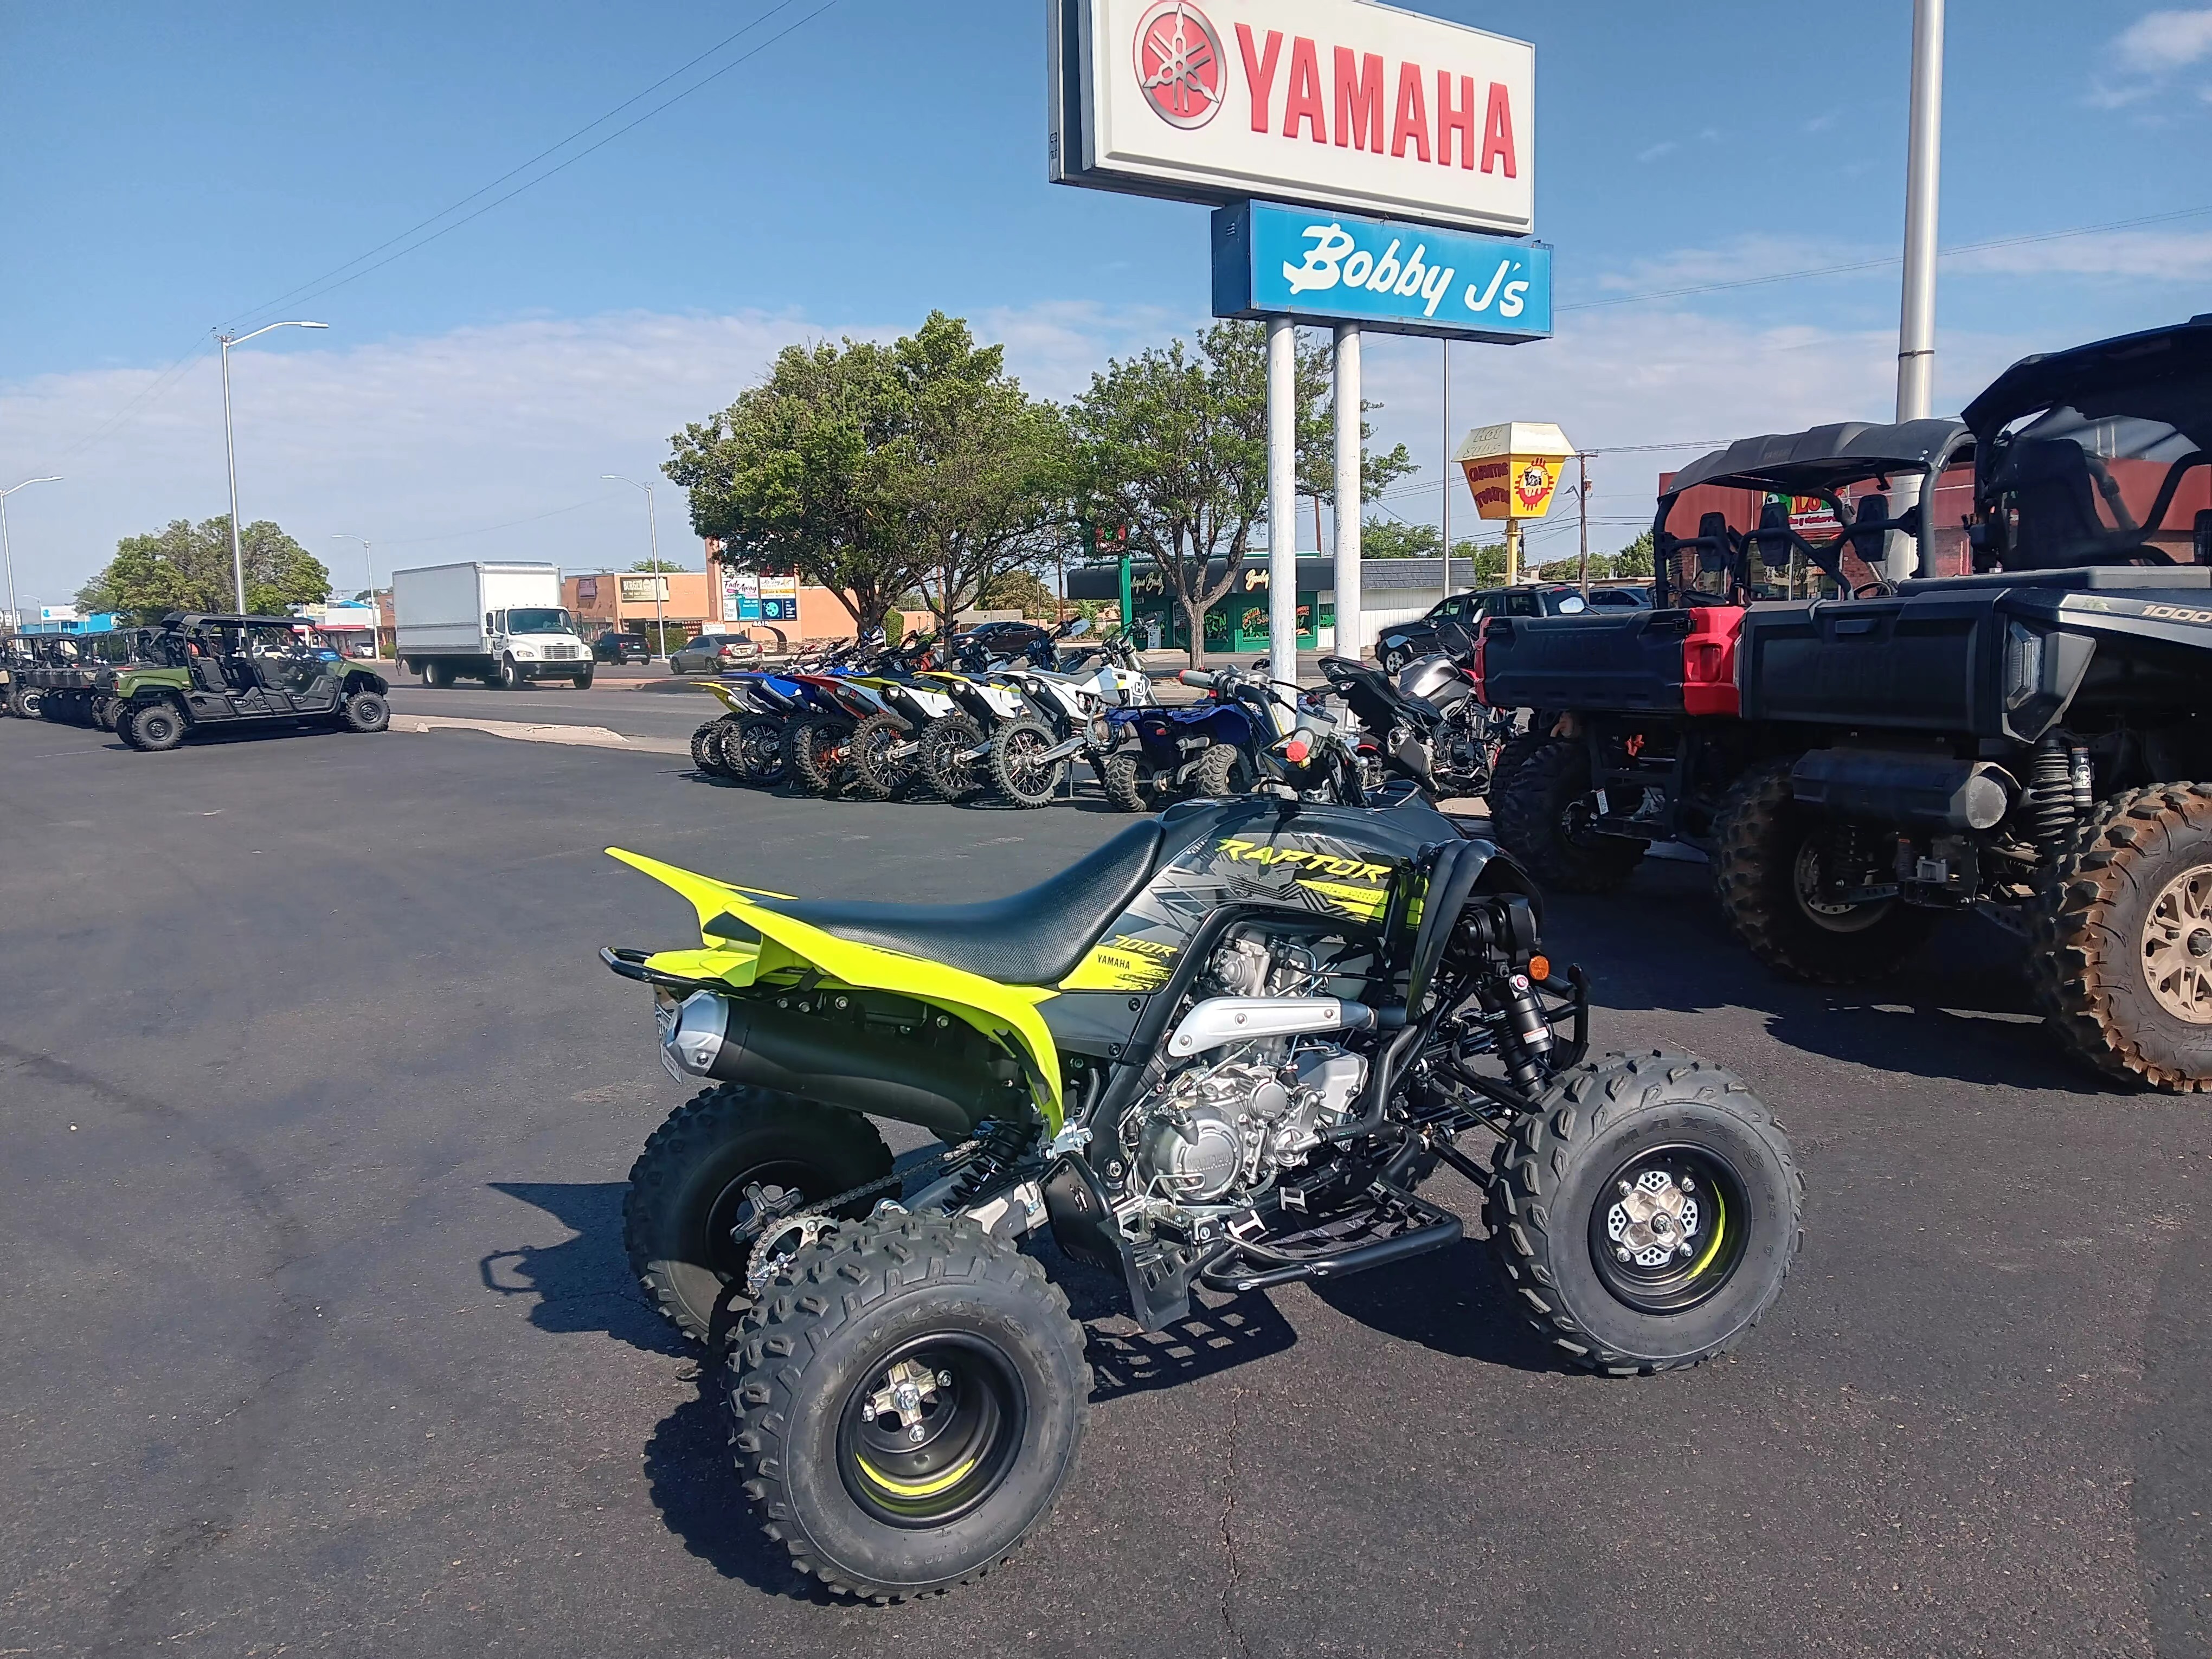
[2,711,2205,1658]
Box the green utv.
[606,794,1803,1600]
[112,613,391,751]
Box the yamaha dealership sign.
[1050,0,1535,234]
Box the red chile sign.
[1052,0,1534,234]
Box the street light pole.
[217,320,328,611]
[0,476,63,631]
[331,533,376,656]
[1892,0,1945,582]
[603,475,665,658]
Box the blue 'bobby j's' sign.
[1212,199,1551,344]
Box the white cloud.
[2093,7,2212,105]
[1591,235,1875,294]
[1946,228,2212,280]
[1635,140,1680,164]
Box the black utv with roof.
[111,613,391,751]
[1481,314,2212,1090]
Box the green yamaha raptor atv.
[605,796,1802,1600]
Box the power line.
[1559,202,2212,313]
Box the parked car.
[593,629,653,665]
[668,632,763,674]
[953,620,1053,662]
[1376,584,1650,673]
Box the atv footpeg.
[1198,1185,1462,1295]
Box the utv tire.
[846,712,921,801]
[2029,782,2212,1091]
[125,701,184,752]
[692,717,738,778]
[919,715,989,803]
[1486,1049,1803,1375]
[724,713,790,787]
[92,697,117,732]
[786,713,857,799]
[1487,733,1549,805]
[1187,741,1250,799]
[1490,739,1648,893]
[988,717,1064,809]
[338,690,390,733]
[16,687,41,719]
[1712,758,1935,984]
[726,1213,1089,1601]
[1101,752,1166,814]
[623,1084,895,1345]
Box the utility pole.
[0,477,63,630]
[1333,324,1363,665]
[217,321,328,611]
[1577,453,1592,596]
[1441,339,1453,595]
[1265,318,1297,671]
[1892,0,1945,583]
[603,475,665,657]
[331,533,376,655]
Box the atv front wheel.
[1490,739,1648,893]
[1486,1049,1803,1374]
[2030,783,2212,1090]
[722,713,789,787]
[726,1212,1089,1600]
[919,715,989,803]
[338,690,390,733]
[1712,758,1934,983]
[786,713,857,798]
[124,701,185,752]
[623,1084,895,1343]
[846,712,922,801]
[691,717,737,778]
[988,717,1064,808]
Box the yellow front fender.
[607,848,1065,1129]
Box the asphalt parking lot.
[4,712,2207,1658]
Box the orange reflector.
[1528,955,1551,982]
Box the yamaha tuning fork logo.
[1134,1,1225,129]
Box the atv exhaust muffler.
[664,991,1018,1139]
[1790,749,2016,832]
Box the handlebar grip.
[1176,668,1218,688]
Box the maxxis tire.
[623,1084,895,1345]
[2028,782,2212,1091]
[919,715,989,804]
[726,1213,1090,1601]
[987,716,1064,809]
[338,690,390,733]
[1712,758,1935,985]
[724,713,790,787]
[1487,733,1549,805]
[845,712,919,802]
[1187,741,1249,800]
[692,717,738,778]
[786,714,857,799]
[1485,1049,1803,1375]
[1489,739,1648,893]
[126,701,185,752]
[1101,753,1161,814]
[115,706,144,749]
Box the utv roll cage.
[1650,419,1971,608]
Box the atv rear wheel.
[1187,741,1251,799]
[1486,1049,1803,1374]
[624,1084,895,1344]
[988,717,1064,808]
[2029,782,2212,1091]
[338,690,389,733]
[1101,752,1167,813]
[691,717,737,778]
[846,712,921,801]
[124,700,184,752]
[726,1213,1089,1601]
[786,713,857,798]
[723,713,789,787]
[1713,758,1935,983]
[919,715,989,803]
[1490,738,1648,893]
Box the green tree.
[1444,538,1510,587]
[980,567,1057,620]
[630,558,684,572]
[1069,320,1328,665]
[77,516,329,621]
[1361,518,1442,560]
[1613,530,1655,577]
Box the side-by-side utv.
[112,613,391,751]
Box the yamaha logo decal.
[1134,1,1225,130]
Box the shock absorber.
[2023,732,2078,856]
[1491,973,1554,1094]
[948,1117,1037,1206]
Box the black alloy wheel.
[988,716,1064,808]
[723,713,790,787]
[339,690,390,733]
[919,715,990,803]
[126,702,185,752]
[1585,1143,1750,1314]
[836,1333,1027,1528]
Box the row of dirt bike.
[687,618,1520,812]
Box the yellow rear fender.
[699,681,747,715]
[606,847,1065,1130]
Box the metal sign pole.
[1333,324,1363,663]
[1441,339,1452,594]
[1892,0,1945,582]
[1266,318,1298,672]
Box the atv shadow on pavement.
[481,1181,690,1358]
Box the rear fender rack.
[599,947,726,997]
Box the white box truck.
[393,562,594,689]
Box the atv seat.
[755,819,1165,986]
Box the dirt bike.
[605,795,1803,1600]
[977,626,1156,808]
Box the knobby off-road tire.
[2029,782,2212,1091]
[623,1084,895,1344]
[1487,733,1549,806]
[726,1213,1090,1601]
[786,713,857,799]
[722,713,789,787]
[1101,752,1166,814]
[1490,738,1648,893]
[692,717,738,778]
[919,715,989,803]
[988,716,1064,809]
[1712,758,1935,985]
[1485,1049,1803,1375]
[338,690,390,733]
[1188,741,1249,800]
[123,700,185,752]
[845,713,921,801]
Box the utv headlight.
[2004,621,2044,711]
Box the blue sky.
[2,0,2207,599]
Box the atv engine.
[1124,934,1368,1209]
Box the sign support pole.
[1266,317,1298,672]
[1333,324,1362,663]
[1891,0,1944,583]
